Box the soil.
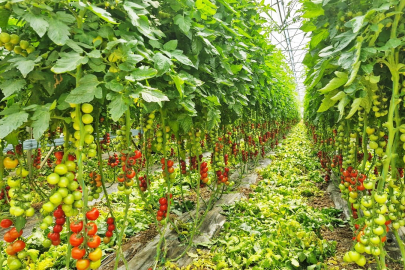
[102,224,159,269]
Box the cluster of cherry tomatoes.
[156,197,169,222]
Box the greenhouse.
[0,0,403,269]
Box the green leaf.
[302,1,324,18]
[333,31,358,52]
[180,99,197,115]
[310,29,329,49]
[87,4,118,24]
[108,94,129,121]
[378,38,403,51]
[178,114,193,132]
[0,79,25,99]
[15,216,26,233]
[300,21,317,32]
[369,75,380,84]
[0,9,11,29]
[345,97,363,119]
[87,50,101,58]
[170,50,194,67]
[171,75,184,98]
[291,258,300,267]
[31,106,52,140]
[318,72,348,94]
[8,56,39,78]
[65,74,100,104]
[141,89,169,103]
[207,108,221,130]
[106,79,124,92]
[317,90,339,112]
[23,12,49,37]
[361,64,373,74]
[47,16,70,45]
[51,52,88,74]
[126,67,158,81]
[174,14,191,34]
[163,40,178,51]
[206,95,220,105]
[153,53,172,75]
[330,91,346,101]
[0,111,29,139]
[337,95,350,121]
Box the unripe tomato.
[89,247,102,261]
[76,259,91,270]
[4,157,19,169]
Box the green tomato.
[13,207,25,217]
[8,259,22,270]
[57,187,69,198]
[124,188,132,195]
[374,192,387,204]
[68,181,79,191]
[359,235,369,245]
[84,125,94,133]
[348,251,360,261]
[117,185,125,191]
[17,251,27,259]
[63,194,75,205]
[49,192,63,205]
[43,215,53,225]
[25,207,35,217]
[62,204,72,213]
[74,200,84,208]
[43,239,52,248]
[88,149,97,158]
[374,214,386,225]
[54,164,68,175]
[369,236,380,245]
[371,246,381,256]
[47,173,60,185]
[42,201,55,212]
[65,160,76,172]
[343,252,352,262]
[40,222,48,230]
[354,242,365,253]
[58,177,70,188]
[7,177,21,188]
[93,193,100,199]
[356,255,366,266]
[363,180,373,190]
[65,172,75,181]
[73,191,82,200]
[376,204,388,214]
[90,259,101,269]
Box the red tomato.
[105,231,113,237]
[159,198,167,205]
[71,247,86,260]
[86,208,100,221]
[87,235,101,248]
[52,238,61,246]
[53,225,63,233]
[12,240,25,252]
[53,208,65,218]
[160,204,167,211]
[9,227,23,238]
[3,232,16,243]
[70,221,83,233]
[6,245,16,255]
[70,233,84,247]
[107,217,114,224]
[134,150,142,159]
[87,222,98,236]
[55,217,66,225]
[107,224,115,231]
[126,170,136,179]
[160,158,165,165]
[0,219,13,228]
[167,160,174,167]
[48,232,60,241]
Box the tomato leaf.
[47,16,71,45]
[0,9,11,29]
[318,72,348,94]
[0,79,25,99]
[31,104,54,140]
[87,4,118,24]
[177,114,193,132]
[8,56,40,78]
[23,12,49,37]
[108,94,129,121]
[65,74,100,104]
[163,40,178,51]
[15,216,26,233]
[153,53,172,75]
[302,1,324,19]
[170,50,194,67]
[126,67,158,81]
[52,52,88,74]
[0,111,29,139]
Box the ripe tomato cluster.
[156,196,171,222]
[107,153,119,168]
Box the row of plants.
[0,0,299,269]
[303,0,405,268]
[171,123,345,269]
